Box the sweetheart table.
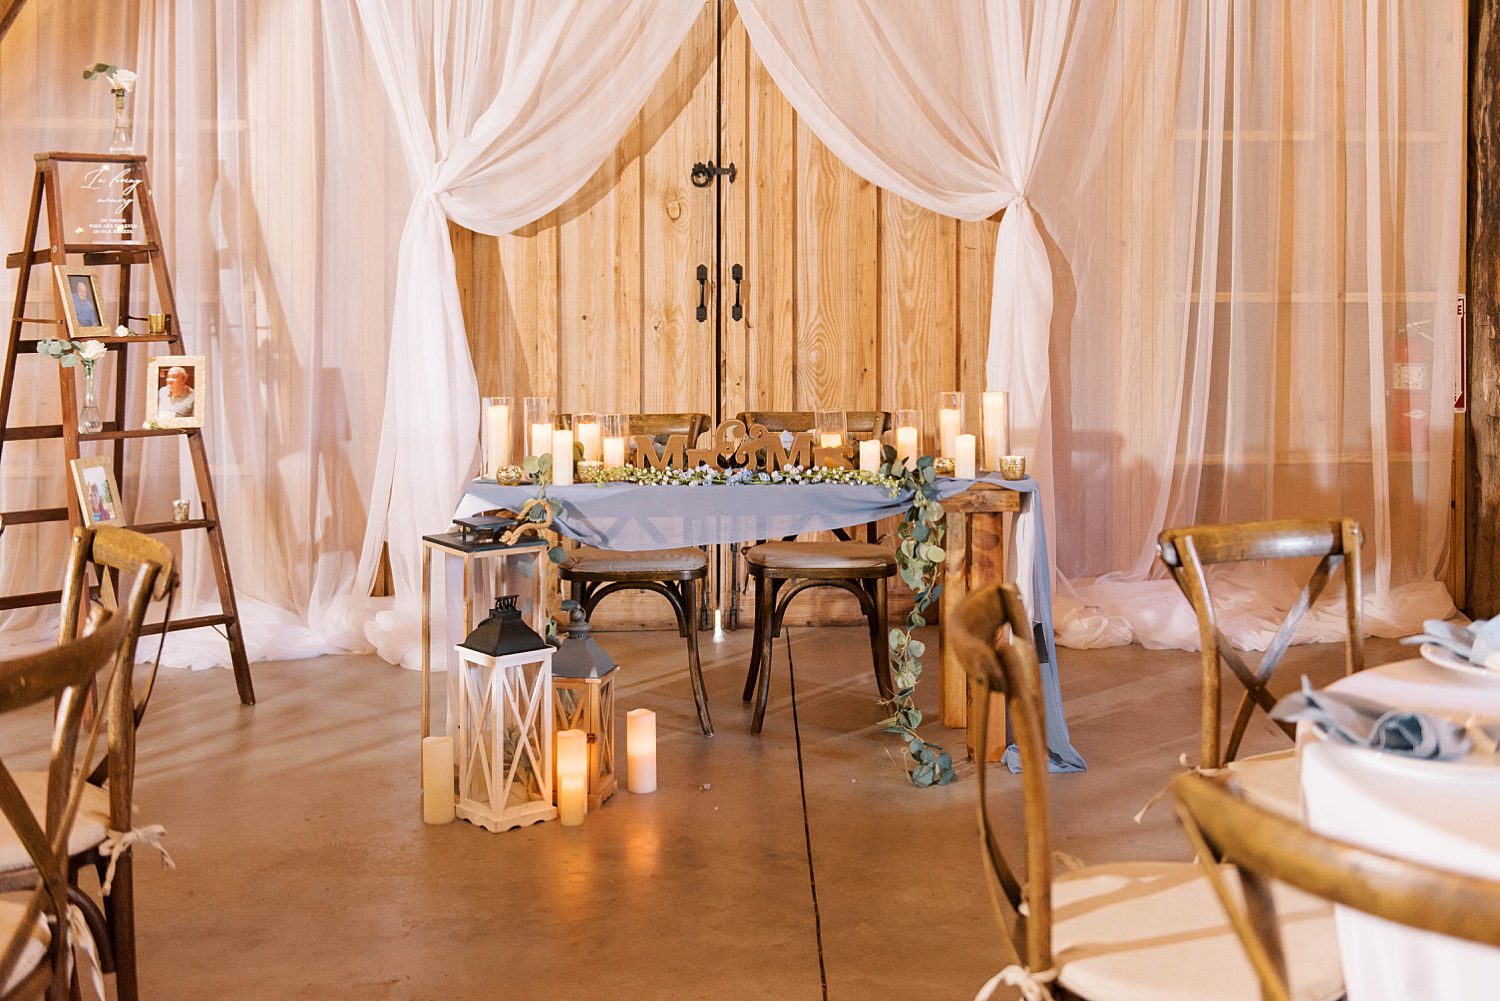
[455,472,1086,773]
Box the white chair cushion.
[1226,748,1301,817]
[0,894,50,993]
[1050,861,1343,1001]
[0,772,111,873]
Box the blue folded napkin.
[1271,678,1479,760]
[1401,617,1500,669]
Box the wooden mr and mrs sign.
[630,419,856,471]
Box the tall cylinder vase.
[109,90,133,154]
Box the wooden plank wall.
[1467,0,1498,617]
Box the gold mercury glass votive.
[494,465,525,486]
[999,455,1027,481]
[934,457,956,476]
[148,313,167,334]
[577,460,606,483]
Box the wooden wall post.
[1469,0,1500,616]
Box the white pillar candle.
[938,407,962,460]
[858,438,881,473]
[955,433,977,480]
[982,391,1010,471]
[895,426,919,470]
[576,420,602,462]
[551,428,575,485]
[484,401,510,474]
[603,436,626,468]
[556,728,587,826]
[421,736,455,825]
[627,708,657,794]
[529,421,553,460]
[819,432,842,449]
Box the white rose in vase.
[75,340,108,365]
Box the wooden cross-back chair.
[951,583,1344,1000]
[0,604,130,1001]
[0,526,173,1001]
[1172,771,1500,1001]
[556,412,715,735]
[734,410,894,733]
[1158,519,1363,776]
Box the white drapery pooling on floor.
[0,0,1467,666]
[350,0,700,664]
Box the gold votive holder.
[999,455,1027,481]
[934,457,955,477]
[577,460,606,483]
[493,465,525,486]
[148,312,168,335]
[171,499,191,523]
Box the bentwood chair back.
[1171,771,1500,1001]
[734,410,895,733]
[1157,518,1364,771]
[556,412,715,735]
[2,526,173,1001]
[0,605,130,1001]
[953,583,1345,1000]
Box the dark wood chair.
[0,602,131,1001]
[951,582,1344,1001]
[1172,770,1500,1001]
[558,412,714,736]
[734,410,893,734]
[1157,518,1363,815]
[0,526,173,1001]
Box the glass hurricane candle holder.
[481,396,513,478]
[813,409,847,450]
[891,408,921,470]
[523,396,554,459]
[982,391,1010,471]
[935,391,964,461]
[601,413,629,467]
[574,412,602,462]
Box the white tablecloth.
[1300,658,1500,1000]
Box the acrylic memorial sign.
[60,160,145,243]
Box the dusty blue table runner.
[457,474,1085,773]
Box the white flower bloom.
[76,340,108,363]
[108,68,137,93]
[114,324,130,337]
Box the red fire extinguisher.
[1391,320,1431,454]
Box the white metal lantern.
[453,595,557,832]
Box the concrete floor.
[3,625,1408,1000]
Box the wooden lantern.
[453,595,558,832]
[551,608,617,810]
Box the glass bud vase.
[77,361,103,434]
[109,90,133,154]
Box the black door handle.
[696,264,708,322]
[730,264,743,321]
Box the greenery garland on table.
[503,447,957,787]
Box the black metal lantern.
[461,595,548,657]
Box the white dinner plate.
[1419,642,1495,679]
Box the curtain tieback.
[1133,753,1224,824]
[974,964,1058,1001]
[100,825,176,896]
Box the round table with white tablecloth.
[1299,657,1500,1001]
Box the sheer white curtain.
[350,0,699,664]
[0,0,408,666]
[1042,0,1463,650]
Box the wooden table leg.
[939,510,970,728]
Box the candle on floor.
[895,426,919,470]
[859,438,881,473]
[556,728,587,826]
[576,416,602,462]
[955,433,977,479]
[551,428,575,485]
[529,422,553,460]
[421,736,455,825]
[627,709,657,794]
[982,391,1010,471]
[482,397,511,475]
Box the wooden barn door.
[452,0,995,629]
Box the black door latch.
[690,161,737,187]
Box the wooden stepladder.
[0,152,254,704]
